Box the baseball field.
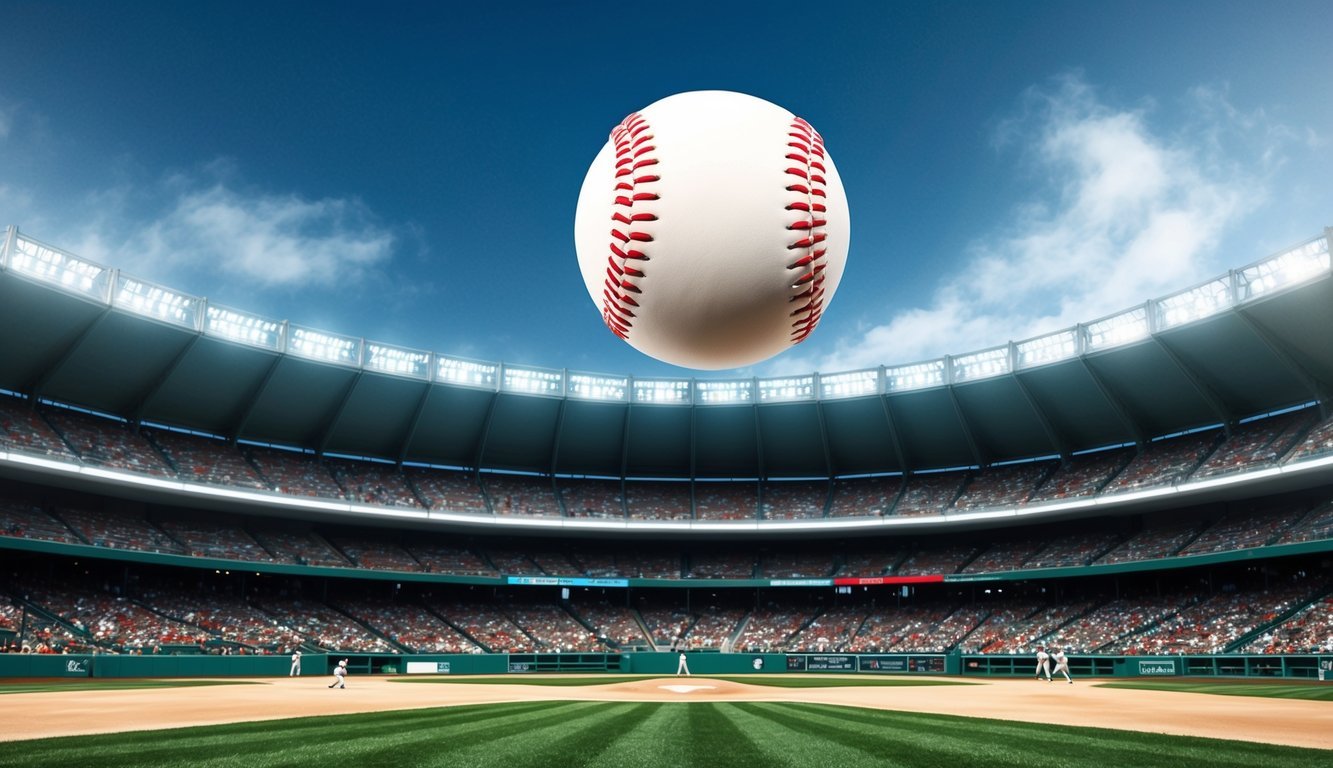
[0,675,1329,766]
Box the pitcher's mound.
[600,677,757,697]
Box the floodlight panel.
[502,365,563,395]
[113,274,200,329]
[288,325,361,366]
[437,356,498,389]
[10,234,110,301]
[568,373,629,402]
[952,346,1010,383]
[1237,236,1331,301]
[759,375,814,403]
[819,369,880,399]
[205,305,283,350]
[1156,276,1233,330]
[696,378,754,404]
[1084,307,1149,351]
[632,379,691,404]
[1016,329,1078,369]
[365,342,431,379]
[885,360,945,392]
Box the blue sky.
[1,1,1329,379]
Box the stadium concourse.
[0,226,1332,666]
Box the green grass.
[1,701,1326,768]
[389,674,972,688]
[1097,679,1333,701]
[0,679,258,695]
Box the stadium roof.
[1,225,1330,481]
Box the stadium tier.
[1,225,1331,661]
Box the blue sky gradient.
[1,0,1329,378]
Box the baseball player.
[289,650,301,677]
[1035,646,1051,681]
[328,658,347,689]
[676,652,691,676]
[1052,649,1072,684]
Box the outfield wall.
[5,651,1328,679]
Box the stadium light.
[1236,236,1331,301]
[288,325,361,366]
[1016,329,1079,369]
[1156,276,1233,330]
[365,342,431,379]
[632,379,691,404]
[819,369,880,399]
[205,305,283,350]
[501,365,563,396]
[696,379,754,404]
[113,274,200,330]
[951,346,1010,383]
[758,375,813,403]
[8,234,110,301]
[567,372,629,402]
[1084,306,1150,351]
[437,356,498,389]
[885,360,945,392]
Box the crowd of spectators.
[679,606,747,650]
[895,545,977,576]
[1286,412,1333,462]
[760,551,836,578]
[405,544,495,576]
[686,552,756,579]
[1177,504,1308,556]
[845,604,957,652]
[894,472,968,517]
[507,604,602,651]
[0,500,82,545]
[953,463,1054,511]
[734,606,815,652]
[405,467,489,514]
[1096,519,1202,565]
[483,474,562,517]
[1103,431,1221,493]
[693,482,758,521]
[760,481,829,519]
[1029,449,1133,502]
[1049,593,1197,653]
[244,447,346,500]
[624,481,693,520]
[159,519,275,562]
[0,397,78,459]
[1193,410,1318,479]
[44,410,174,477]
[960,539,1047,574]
[558,479,626,518]
[785,605,866,651]
[56,505,184,554]
[254,596,396,652]
[1276,501,1333,546]
[330,536,423,572]
[25,583,203,652]
[138,586,305,651]
[827,476,901,517]
[1241,595,1333,654]
[7,395,1332,524]
[144,429,270,490]
[428,601,535,652]
[327,459,423,508]
[250,529,351,568]
[571,601,652,649]
[528,552,583,577]
[336,598,476,653]
[966,600,1098,654]
[837,549,904,577]
[1105,582,1315,655]
[1023,532,1121,569]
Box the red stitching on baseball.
[602,112,660,340]
[786,117,830,343]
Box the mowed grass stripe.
[1097,680,1333,701]
[0,680,258,695]
[389,675,970,688]
[2,702,1329,768]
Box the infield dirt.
[0,675,1328,750]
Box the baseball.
[574,91,850,370]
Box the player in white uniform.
[1052,649,1072,683]
[289,650,301,677]
[676,652,691,676]
[1035,647,1051,681]
[328,658,347,689]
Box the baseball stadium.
[1,222,1331,766]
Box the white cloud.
[121,185,395,289]
[776,74,1280,375]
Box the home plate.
[660,684,718,694]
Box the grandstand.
[1,225,1332,662]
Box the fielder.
[289,650,301,677]
[1052,649,1073,684]
[676,652,691,676]
[1035,646,1051,681]
[328,658,347,689]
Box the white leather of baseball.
[574,91,850,370]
